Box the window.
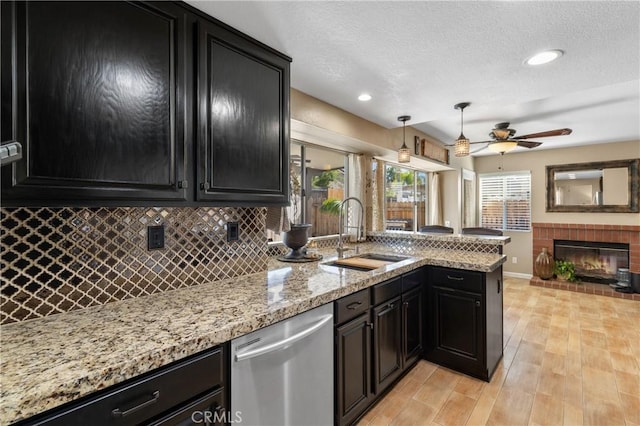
[479,172,531,231]
[268,141,348,241]
[384,164,428,232]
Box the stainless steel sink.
[353,253,409,262]
[323,253,409,271]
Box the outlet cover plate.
[227,222,239,242]
[148,225,165,250]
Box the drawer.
[430,267,483,293]
[402,268,424,292]
[335,289,370,325]
[26,346,224,426]
[371,276,402,306]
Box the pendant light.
[453,102,470,157]
[397,115,411,163]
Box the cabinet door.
[335,313,372,426]
[402,287,423,367]
[372,296,402,395]
[1,1,188,205]
[196,18,290,205]
[429,286,484,371]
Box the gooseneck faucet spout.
[337,197,364,258]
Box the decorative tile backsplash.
[0,207,267,324]
[367,233,503,254]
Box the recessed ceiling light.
[358,93,372,101]
[525,49,563,66]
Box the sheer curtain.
[429,172,443,225]
[347,154,367,240]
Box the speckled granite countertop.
[0,242,505,424]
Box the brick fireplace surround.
[531,223,640,301]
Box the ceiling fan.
[448,102,572,156]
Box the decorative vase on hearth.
[534,247,554,280]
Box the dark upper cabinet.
[425,266,503,381]
[1,1,189,205]
[1,1,290,207]
[196,17,289,205]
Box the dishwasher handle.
[234,314,333,362]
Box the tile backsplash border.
[0,207,268,324]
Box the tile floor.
[358,277,640,426]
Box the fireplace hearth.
[554,239,629,284]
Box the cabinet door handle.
[366,322,374,329]
[497,279,501,294]
[346,301,362,310]
[447,275,464,281]
[475,301,481,307]
[178,180,188,189]
[112,390,160,418]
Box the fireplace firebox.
[554,240,630,284]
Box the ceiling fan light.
[454,136,470,157]
[487,141,518,154]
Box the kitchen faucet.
[337,197,364,258]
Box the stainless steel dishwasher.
[231,303,333,426]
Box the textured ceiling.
[187,1,640,156]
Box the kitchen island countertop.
[0,241,506,423]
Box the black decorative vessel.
[282,224,312,259]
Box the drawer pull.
[476,301,481,307]
[112,390,160,418]
[447,275,464,281]
[346,301,363,310]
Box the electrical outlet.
[444,220,451,227]
[512,256,518,264]
[227,222,239,242]
[147,225,164,250]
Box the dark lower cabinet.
[402,286,424,367]
[17,345,228,426]
[335,312,372,426]
[372,295,402,395]
[335,269,426,425]
[425,266,503,381]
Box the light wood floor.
[358,277,640,426]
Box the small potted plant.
[554,259,578,282]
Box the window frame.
[383,163,429,232]
[478,171,532,232]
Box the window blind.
[479,172,531,231]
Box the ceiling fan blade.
[513,128,572,139]
[517,141,542,149]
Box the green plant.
[312,170,342,189]
[554,259,578,282]
[319,198,342,215]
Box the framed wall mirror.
[546,159,639,212]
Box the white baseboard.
[504,271,533,280]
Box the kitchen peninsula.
[1,234,508,424]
